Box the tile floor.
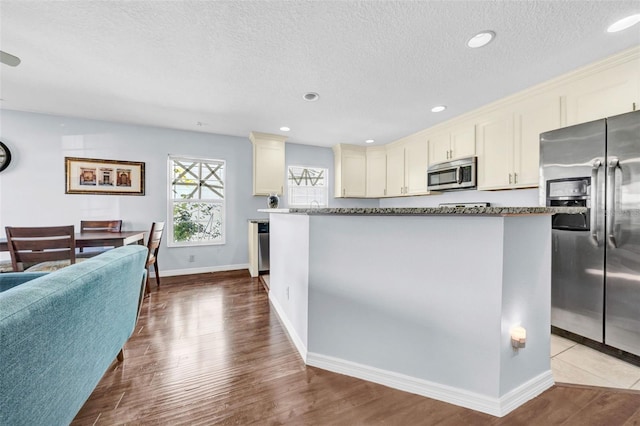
[551,334,640,390]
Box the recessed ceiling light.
[280,126,290,132]
[431,105,447,113]
[365,139,375,144]
[607,14,640,33]
[467,31,495,48]
[303,92,320,102]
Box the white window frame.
[287,165,329,208]
[167,155,226,247]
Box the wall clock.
[0,141,12,172]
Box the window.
[168,156,225,246]
[288,165,328,207]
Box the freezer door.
[605,110,640,356]
[551,229,605,341]
[540,119,606,342]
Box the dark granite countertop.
[283,207,588,216]
[248,218,269,223]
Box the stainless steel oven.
[427,157,477,191]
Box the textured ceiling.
[0,1,639,147]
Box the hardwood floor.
[73,271,640,425]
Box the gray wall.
[0,110,377,274]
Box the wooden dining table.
[0,231,146,252]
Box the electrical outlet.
[188,255,195,263]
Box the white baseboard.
[268,292,308,363]
[159,263,250,277]
[306,352,554,417]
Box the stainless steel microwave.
[427,157,477,191]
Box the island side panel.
[306,214,506,397]
[499,215,552,395]
[269,213,310,357]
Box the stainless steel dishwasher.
[257,222,269,272]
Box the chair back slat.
[80,220,122,233]
[10,238,76,251]
[5,225,76,272]
[147,222,165,257]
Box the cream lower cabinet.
[333,144,366,198]
[386,133,429,197]
[428,124,475,165]
[563,57,639,126]
[250,131,286,196]
[477,94,561,190]
[366,147,387,197]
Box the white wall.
[0,110,376,273]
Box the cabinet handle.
[509,173,512,184]
[634,102,637,111]
[514,173,518,184]
[449,150,453,159]
[384,188,387,196]
[343,188,346,197]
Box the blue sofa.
[0,245,148,425]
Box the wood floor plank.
[70,271,640,425]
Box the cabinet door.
[476,111,513,190]
[450,124,476,160]
[341,149,367,197]
[564,60,640,126]
[253,139,285,195]
[404,134,428,195]
[386,143,406,197]
[514,94,561,188]
[428,131,451,165]
[366,147,387,197]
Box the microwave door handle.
[590,159,601,246]
[607,158,619,248]
[457,166,463,184]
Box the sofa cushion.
[0,245,147,426]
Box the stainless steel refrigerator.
[540,109,640,356]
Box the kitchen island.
[262,207,582,417]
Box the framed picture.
[65,157,145,195]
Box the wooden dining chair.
[78,220,123,258]
[145,222,165,294]
[5,225,76,272]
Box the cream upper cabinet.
[250,131,286,196]
[366,147,387,198]
[563,59,640,126]
[386,142,406,197]
[333,144,366,198]
[477,94,561,190]
[428,131,451,165]
[404,132,429,195]
[385,133,429,197]
[513,93,561,187]
[476,110,513,190]
[428,124,475,165]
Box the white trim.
[498,370,556,417]
[268,291,308,363]
[305,352,554,418]
[158,263,249,277]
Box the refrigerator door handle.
[590,159,602,246]
[607,157,619,248]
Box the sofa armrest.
[0,272,49,293]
